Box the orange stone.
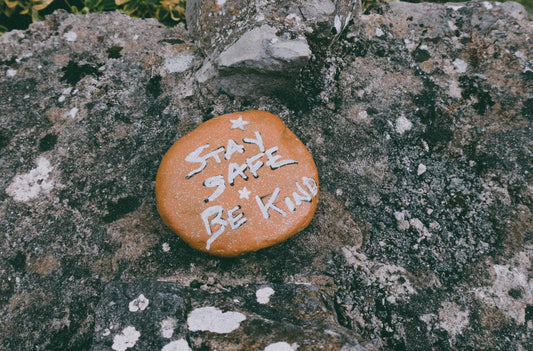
[155,110,319,257]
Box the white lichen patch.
[187,306,246,333]
[162,242,171,252]
[68,107,79,119]
[161,338,192,351]
[448,79,462,99]
[112,326,140,351]
[409,218,431,242]
[358,110,368,120]
[438,301,469,338]
[452,58,468,73]
[375,264,417,304]
[514,51,525,59]
[128,294,149,312]
[394,211,410,231]
[447,20,458,31]
[163,53,195,74]
[417,163,427,176]
[6,157,54,202]
[472,252,533,324]
[482,1,493,10]
[420,313,437,331]
[324,329,340,336]
[195,60,217,83]
[160,317,177,338]
[256,287,275,304]
[63,31,77,42]
[264,341,298,350]
[6,68,17,77]
[342,246,416,304]
[286,13,301,22]
[395,115,413,134]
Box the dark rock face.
[91,280,369,350]
[0,1,532,350]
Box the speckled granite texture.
[0,1,532,349]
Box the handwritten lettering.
[228,163,248,186]
[201,206,227,250]
[187,132,296,180]
[203,175,225,203]
[293,182,312,206]
[243,131,265,152]
[302,177,318,196]
[246,152,264,178]
[187,131,315,251]
[200,176,317,249]
[228,205,247,229]
[202,204,247,250]
[285,197,296,212]
[255,188,287,219]
[185,144,225,179]
[225,139,244,160]
[265,147,298,170]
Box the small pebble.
[256,287,275,304]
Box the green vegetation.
[0,0,531,35]
[0,0,186,33]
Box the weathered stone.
[187,0,361,96]
[156,110,319,257]
[92,281,188,351]
[216,25,312,72]
[0,1,532,350]
[92,280,370,350]
[186,0,361,56]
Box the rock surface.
[91,280,368,350]
[187,0,361,96]
[186,0,360,56]
[0,1,532,350]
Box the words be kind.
[185,130,318,250]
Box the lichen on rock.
[0,1,532,350]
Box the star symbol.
[230,116,249,130]
[238,187,251,199]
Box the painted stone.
[156,110,319,257]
